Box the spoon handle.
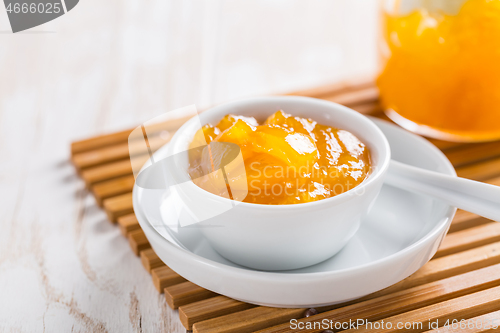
[386,160,500,222]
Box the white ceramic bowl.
[134,117,456,306]
[166,97,391,270]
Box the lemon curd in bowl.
[187,110,371,205]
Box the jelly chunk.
[251,125,317,169]
[189,124,219,149]
[265,110,316,137]
[216,114,258,132]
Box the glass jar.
[378,0,500,142]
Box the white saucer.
[133,118,456,307]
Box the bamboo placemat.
[71,79,500,333]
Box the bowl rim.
[168,95,392,211]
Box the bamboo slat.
[179,296,256,330]
[323,86,379,109]
[486,175,500,187]
[444,141,500,168]
[448,210,490,234]
[165,282,218,309]
[151,266,187,293]
[457,156,500,181]
[371,112,466,152]
[350,102,382,115]
[81,158,138,187]
[286,77,374,99]
[140,248,165,273]
[71,128,133,155]
[72,141,132,171]
[117,213,140,236]
[69,78,500,333]
[103,192,133,222]
[427,139,466,152]
[194,307,305,333]
[434,223,500,259]
[72,135,167,171]
[127,229,151,255]
[71,114,192,155]
[92,175,135,207]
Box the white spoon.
[386,160,500,222]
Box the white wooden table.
[0,0,377,331]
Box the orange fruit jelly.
[378,0,500,141]
[187,111,371,205]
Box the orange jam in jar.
[187,111,371,205]
[378,0,500,141]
